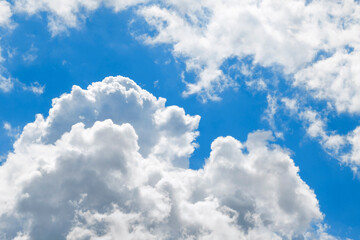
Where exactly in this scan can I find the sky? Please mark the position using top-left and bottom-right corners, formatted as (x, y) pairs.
(0, 0), (360, 239)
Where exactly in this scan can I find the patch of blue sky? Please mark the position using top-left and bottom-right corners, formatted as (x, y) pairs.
(311, 49), (335, 64)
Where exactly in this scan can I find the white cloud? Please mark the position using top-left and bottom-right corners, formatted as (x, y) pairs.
(0, 48), (44, 94)
(10, 0), (360, 113)
(263, 94), (278, 130)
(22, 45), (38, 63)
(0, 76), (331, 239)
(3, 122), (20, 138)
(282, 100), (360, 174)
(0, 0), (12, 27)
(246, 78), (267, 91)
(0, 48), (14, 93)
(13, 0), (148, 35)
(285, 104), (347, 155)
(295, 48), (360, 114)
(0, 77), (45, 94)
(138, 0), (360, 107)
(21, 81), (45, 94)
(281, 97), (298, 112)
(0, 0), (14, 92)
(343, 127), (360, 173)
(13, 76), (200, 167)
(0, 74), (13, 92)
(3, 122), (11, 131)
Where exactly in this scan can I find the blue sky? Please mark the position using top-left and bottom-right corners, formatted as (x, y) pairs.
(1, 1), (360, 239)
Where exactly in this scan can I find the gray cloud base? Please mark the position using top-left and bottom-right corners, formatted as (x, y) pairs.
(0, 76), (332, 239)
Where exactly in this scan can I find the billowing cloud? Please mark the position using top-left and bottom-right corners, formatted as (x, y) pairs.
(0, 76), (332, 239)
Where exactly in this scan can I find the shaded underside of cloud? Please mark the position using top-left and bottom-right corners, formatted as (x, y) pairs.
(0, 76), (332, 239)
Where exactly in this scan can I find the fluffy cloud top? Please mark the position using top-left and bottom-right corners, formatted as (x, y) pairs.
(0, 76), (329, 239)
(14, 76), (200, 168)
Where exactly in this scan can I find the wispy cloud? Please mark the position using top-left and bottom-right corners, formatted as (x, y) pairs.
(22, 45), (38, 63)
(3, 121), (20, 138)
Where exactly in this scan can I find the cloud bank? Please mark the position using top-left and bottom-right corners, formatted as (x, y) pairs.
(139, 0), (360, 105)
(0, 76), (332, 239)
(7, 0), (360, 116)
(10, 0), (360, 105)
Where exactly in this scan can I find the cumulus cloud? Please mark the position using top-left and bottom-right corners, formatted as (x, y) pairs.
(138, 0), (360, 106)
(0, 76), (331, 239)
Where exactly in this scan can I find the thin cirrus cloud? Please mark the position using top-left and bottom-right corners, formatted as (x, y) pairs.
(0, 76), (334, 239)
